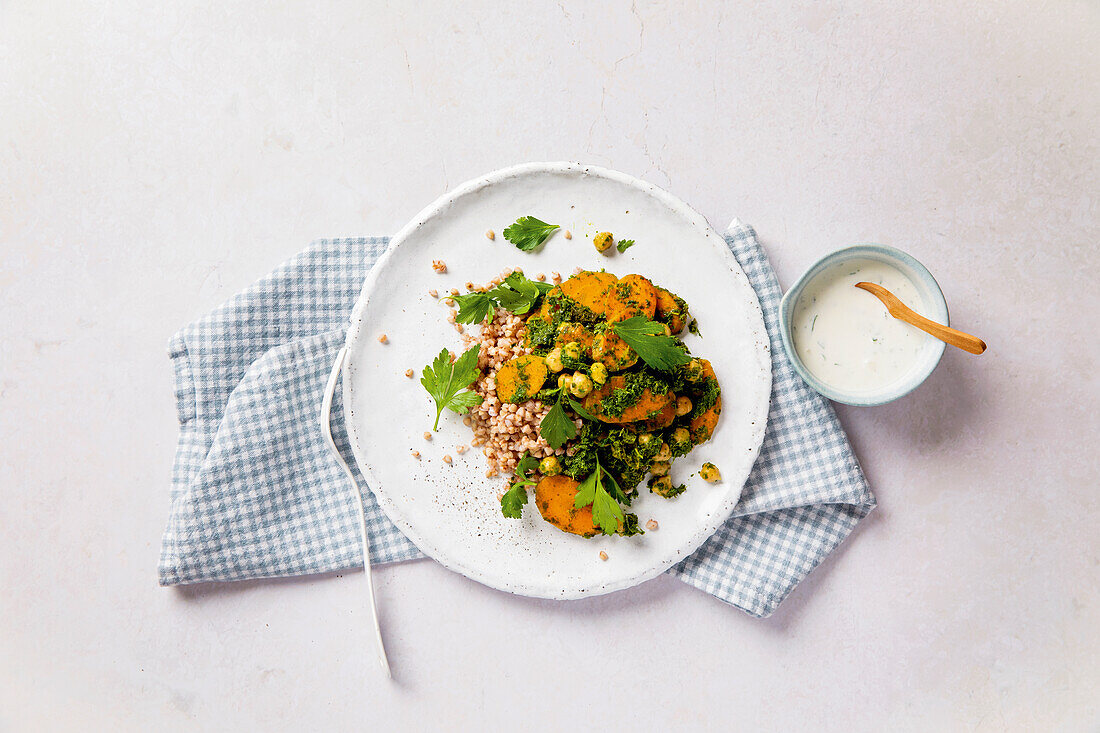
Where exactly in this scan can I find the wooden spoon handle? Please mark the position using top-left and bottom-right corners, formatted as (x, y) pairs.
(898, 308), (987, 355)
(855, 282), (987, 355)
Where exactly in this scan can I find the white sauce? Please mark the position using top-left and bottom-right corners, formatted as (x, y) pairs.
(791, 258), (932, 393)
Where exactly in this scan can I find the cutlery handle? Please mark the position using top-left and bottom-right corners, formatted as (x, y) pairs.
(900, 306), (987, 354)
(857, 281), (987, 355)
(321, 345), (393, 679)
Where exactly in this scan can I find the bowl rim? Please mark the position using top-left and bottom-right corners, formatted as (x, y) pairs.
(778, 244), (950, 406)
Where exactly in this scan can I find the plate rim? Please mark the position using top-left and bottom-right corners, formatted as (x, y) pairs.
(341, 161), (772, 599)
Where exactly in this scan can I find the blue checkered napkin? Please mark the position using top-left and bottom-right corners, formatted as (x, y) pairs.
(160, 222), (875, 617)
(161, 239), (421, 584)
(669, 221), (875, 616)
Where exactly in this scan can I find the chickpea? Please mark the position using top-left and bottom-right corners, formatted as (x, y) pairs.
(649, 460), (670, 476)
(669, 427), (692, 454)
(676, 395), (693, 416)
(570, 372), (593, 398)
(562, 341), (583, 360)
(589, 362), (608, 385)
(539, 456), (562, 476)
(593, 231), (614, 253)
(649, 475), (674, 497)
(545, 347), (564, 373)
(683, 358), (706, 382)
(700, 462), (722, 483)
(557, 374), (573, 391)
(655, 442), (672, 462)
(590, 335), (608, 363)
(637, 433), (657, 449)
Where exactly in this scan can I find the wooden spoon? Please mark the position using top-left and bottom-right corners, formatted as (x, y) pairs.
(855, 282), (987, 355)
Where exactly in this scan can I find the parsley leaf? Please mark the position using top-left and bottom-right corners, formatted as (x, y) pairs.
(600, 468), (628, 505)
(447, 390), (483, 413)
(488, 272), (549, 315)
(539, 388), (596, 449)
(565, 397), (597, 421)
(448, 273), (552, 326)
(539, 399), (577, 449)
(611, 316), (692, 371)
(573, 458), (625, 535)
(503, 216), (559, 252)
(500, 484), (529, 518)
(573, 469), (597, 507)
(515, 451), (540, 479)
(420, 345), (483, 430)
(450, 291), (495, 325)
(616, 239), (636, 253)
(501, 451), (539, 519)
(590, 482), (624, 535)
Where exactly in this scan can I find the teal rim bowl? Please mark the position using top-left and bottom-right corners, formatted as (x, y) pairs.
(778, 244), (950, 406)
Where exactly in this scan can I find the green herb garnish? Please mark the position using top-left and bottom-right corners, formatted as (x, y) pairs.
(611, 316), (692, 371)
(616, 239), (636, 253)
(619, 513), (644, 536)
(598, 372), (669, 418)
(573, 456), (626, 535)
(565, 397), (597, 420)
(538, 385), (597, 449)
(539, 398), (576, 449)
(515, 452), (540, 477)
(489, 272), (553, 315)
(449, 291), (495, 325)
(500, 452), (539, 518)
(500, 486), (528, 518)
(448, 273), (553, 325)
(420, 345), (483, 430)
(503, 216), (560, 252)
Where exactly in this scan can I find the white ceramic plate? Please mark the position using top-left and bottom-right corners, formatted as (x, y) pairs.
(343, 162), (771, 599)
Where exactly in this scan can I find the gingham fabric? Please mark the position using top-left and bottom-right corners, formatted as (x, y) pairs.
(160, 221), (875, 617)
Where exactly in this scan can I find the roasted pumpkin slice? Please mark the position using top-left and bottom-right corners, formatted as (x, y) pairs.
(555, 321), (595, 354)
(689, 399), (721, 444)
(558, 271), (617, 317)
(654, 286), (688, 334)
(535, 475), (599, 537)
(495, 355), (549, 404)
(635, 399), (677, 431)
(687, 359), (721, 444)
(607, 274), (657, 321)
(531, 295), (557, 324)
(583, 374), (676, 424)
(591, 329), (638, 372)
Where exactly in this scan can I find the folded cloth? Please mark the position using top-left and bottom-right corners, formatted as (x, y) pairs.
(160, 220), (875, 617)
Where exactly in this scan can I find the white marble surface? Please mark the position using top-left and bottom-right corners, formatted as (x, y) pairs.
(1, 1), (1097, 730)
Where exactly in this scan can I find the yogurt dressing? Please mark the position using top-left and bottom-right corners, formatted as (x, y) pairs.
(791, 258), (932, 393)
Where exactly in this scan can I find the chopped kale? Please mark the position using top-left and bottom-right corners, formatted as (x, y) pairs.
(548, 289), (601, 325)
(619, 513), (644, 536)
(598, 372), (671, 418)
(523, 317), (558, 352)
(689, 377), (721, 419)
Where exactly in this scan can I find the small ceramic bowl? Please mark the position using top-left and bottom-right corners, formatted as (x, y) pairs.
(778, 244), (950, 406)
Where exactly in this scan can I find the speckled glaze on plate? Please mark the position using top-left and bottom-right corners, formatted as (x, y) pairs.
(342, 162), (771, 599)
